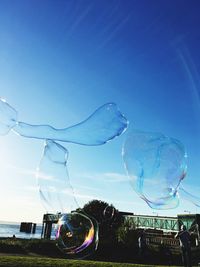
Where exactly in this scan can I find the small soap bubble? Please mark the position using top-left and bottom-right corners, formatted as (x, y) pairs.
(103, 205), (115, 221)
(56, 211), (99, 258)
(122, 129), (187, 209)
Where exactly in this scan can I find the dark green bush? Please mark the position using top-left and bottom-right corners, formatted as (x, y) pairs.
(0, 239), (26, 254)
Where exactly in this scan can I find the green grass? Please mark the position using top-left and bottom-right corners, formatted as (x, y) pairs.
(0, 255), (164, 267)
(0, 239), (199, 266)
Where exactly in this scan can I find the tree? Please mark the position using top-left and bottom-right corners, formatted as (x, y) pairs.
(81, 199), (124, 241)
(116, 218), (138, 247)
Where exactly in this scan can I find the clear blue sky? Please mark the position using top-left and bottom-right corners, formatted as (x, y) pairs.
(1, 0), (200, 223)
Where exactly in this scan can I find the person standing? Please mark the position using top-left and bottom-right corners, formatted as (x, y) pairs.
(138, 229), (147, 259)
(175, 225), (192, 267)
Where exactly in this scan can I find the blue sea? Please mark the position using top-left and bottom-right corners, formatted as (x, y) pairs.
(0, 222), (57, 239)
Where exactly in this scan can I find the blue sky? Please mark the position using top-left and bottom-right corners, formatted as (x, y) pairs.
(1, 0), (200, 223)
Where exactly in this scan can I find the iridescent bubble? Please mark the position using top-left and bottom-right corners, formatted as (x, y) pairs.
(122, 129), (187, 209)
(0, 98), (17, 135)
(56, 211), (99, 258)
(37, 140), (79, 213)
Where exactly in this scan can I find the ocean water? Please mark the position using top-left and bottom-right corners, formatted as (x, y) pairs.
(0, 223), (57, 239)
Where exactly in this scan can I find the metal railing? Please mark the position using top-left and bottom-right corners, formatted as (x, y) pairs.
(125, 214), (179, 232)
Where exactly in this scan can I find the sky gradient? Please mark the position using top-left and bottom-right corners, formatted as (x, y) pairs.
(1, 0), (200, 223)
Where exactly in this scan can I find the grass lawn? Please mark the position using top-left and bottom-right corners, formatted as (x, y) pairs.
(0, 255), (178, 267)
(0, 239), (199, 266)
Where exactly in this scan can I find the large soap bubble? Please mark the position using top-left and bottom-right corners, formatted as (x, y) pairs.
(179, 186), (200, 208)
(37, 140), (100, 258)
(122, 129), (187, 209)
(37, 140), (79, 213)
(0, 99), (128, 146)
(37, 140), (99, 258)
(0, 98), (128, 258)
(13, 102), (127, 145)
(56, 211), (99, 258)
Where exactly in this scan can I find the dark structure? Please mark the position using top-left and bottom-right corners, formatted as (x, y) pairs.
(20, 222), (37, 234)
(123, 213), (200, 252)
(125, 214), (179, 232)
(41, 212), (200, 242)
(41, 213), (61, 239)
(125, 213), (200, 233)
(177, 213), (200, 231)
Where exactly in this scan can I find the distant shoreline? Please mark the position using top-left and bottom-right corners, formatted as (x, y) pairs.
(0, 221), (20, 225)
(0, 221), (42, 226)
(0, 223), (44, 240)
